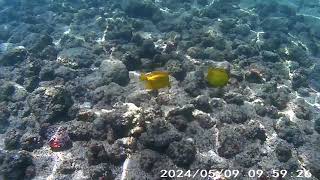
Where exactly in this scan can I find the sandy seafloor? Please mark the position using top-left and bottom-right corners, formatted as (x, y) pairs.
(0, 0), (320, 179)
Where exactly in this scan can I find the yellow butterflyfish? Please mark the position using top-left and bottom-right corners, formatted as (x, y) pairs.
(206, 67), (229, 87)
(140, 71), (170, 90)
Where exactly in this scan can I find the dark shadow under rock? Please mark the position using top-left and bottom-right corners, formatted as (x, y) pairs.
(139, 119), (182, 152)
(139, 149), (161, 172)
(166, 139), (196, 167)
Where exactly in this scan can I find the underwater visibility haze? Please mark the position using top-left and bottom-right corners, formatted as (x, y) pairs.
(0, 0), (320, 179)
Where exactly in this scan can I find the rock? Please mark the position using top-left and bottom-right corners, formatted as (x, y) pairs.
(261, 17), (289, 32)
(122, 0), (162, 21)
(139, 149), (161, 172)
(28, 86), (74, 123)
(165, 59), (186, 81)
(275, 117), (304, 147)
(294, 99), (312, 120)
(269, 87), (290, 110)
(203, 47), (225, 60)
(235, 145), (261, 168)
(126, 91), (151, 106)
(0, 42), (15, 55)
(245, 69), (263, 83)
(0, 46), (27, 66)
(68, 121), (93, 141)
(255, 103), (267, 117)
(302, 146), (320, 179)
(88, 163), (113, 179)
(8, 23), (32, 43)
(266, 106), (280, 119)
(218, 104), (248, 124)
(183, 70), (206, 97)
(219, 18), (236, 33)
(309, 63), (320, 91)
(166, 139), (196, 167)
(315, 118), (320, 134)
(0, 24), (11, 41)
(191, 95), (212, 113)
(57, 159), (75, 174)
(4, 129), (22, 150)
(261, 50), (280, 62)
(261, 35), (282, 51)
(224, 92), (245, 105)
(0, 82), (15, 102)
(208, 88), (225, 98)
(59, 34), (84, 48)
(201, 6), (219, 18)
(54, 65), (76, 81)
(40, 45), (58, 60)
(139, 119), (182, 151)
(218, 125), (245, 158)
(209, 98), (224, 109)
(245, 121), (267, 143)
(20, 131), (43, 152)
(194, 113), (216, 129)
(24, 76), (40, 93)
(0, 151), (34, 180)
(167, 104), (195, 120)
(140, 57), (154, 70)
(39, 67), (55, 81)
(76, 109), (95, 122)
(276, 142), (292, 162)
(288, 46), (312, 67)
(86, 143), (108, 165)
(140, 39), (157, 58)
(292, 68), (309, 90)
(57, 47), (94, 68)
(235, 44), (257, 57)
(201, 35), (226, 50)
(121, 52), (142, 71)
(100, 60), (129, 86)
(166, 115), (188, 131)
(91, 83), (125, 105)
(297, 88), (310, 97)
(21, 33), (52, 53)
(105, 24), (133, 41)
(0, 103), (10, 133)
(278, 3), (297, 17)
(104, 109), (131, 138)
(187, 47), (208, 59)
(233, 24), (251, 36)
(107, 140), (127, 165)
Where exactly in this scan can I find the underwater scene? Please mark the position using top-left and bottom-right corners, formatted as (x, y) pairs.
(0, 0), (320, 179)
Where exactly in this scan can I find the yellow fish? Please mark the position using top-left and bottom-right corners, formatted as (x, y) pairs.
(206, 67), (229, 87)
(140, 71), (170, 90)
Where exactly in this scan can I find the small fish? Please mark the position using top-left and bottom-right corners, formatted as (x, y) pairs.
(140, 71), (170, 90)
(206, 67), (229, 87)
